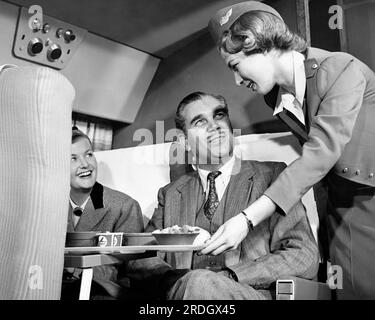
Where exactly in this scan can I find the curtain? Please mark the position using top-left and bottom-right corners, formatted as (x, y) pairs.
(72, 119), (113, 151)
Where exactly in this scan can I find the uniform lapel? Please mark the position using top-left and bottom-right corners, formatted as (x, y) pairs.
(67, 203), (75, 232)
(74, 198), (108, 231)
(74, 183), (108, 231)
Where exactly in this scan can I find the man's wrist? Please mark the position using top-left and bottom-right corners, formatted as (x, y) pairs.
(241, 211), (254, 231)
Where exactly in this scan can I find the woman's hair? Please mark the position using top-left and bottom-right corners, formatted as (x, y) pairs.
(72, 126), (92, 146)
(221, 11), (307, 55)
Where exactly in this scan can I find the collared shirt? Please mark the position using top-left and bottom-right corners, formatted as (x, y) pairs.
(197, 155), (236, 201)
(273, 51), (306, 125)
(69, 196), (90, 228)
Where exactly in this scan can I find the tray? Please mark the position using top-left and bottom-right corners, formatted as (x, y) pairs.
(64, 244), (205, 254)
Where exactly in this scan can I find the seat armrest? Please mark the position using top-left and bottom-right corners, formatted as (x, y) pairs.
(276, 276), (332, 300)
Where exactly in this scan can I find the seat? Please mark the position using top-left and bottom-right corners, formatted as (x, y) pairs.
(0, 65), (75, 299)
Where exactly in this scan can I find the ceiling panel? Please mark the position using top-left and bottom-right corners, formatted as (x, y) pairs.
(6, 0), (249, 57)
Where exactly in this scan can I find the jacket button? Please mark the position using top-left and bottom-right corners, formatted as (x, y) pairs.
(312, 63), (318, 69)
(342, 168), (349, 173)
(369, 173), (374, 179)
(355, 169), (360, 175)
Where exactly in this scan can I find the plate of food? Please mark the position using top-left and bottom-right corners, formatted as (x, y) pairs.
(152, 225), (211, 246)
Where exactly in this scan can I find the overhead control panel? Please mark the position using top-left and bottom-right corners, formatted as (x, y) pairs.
(13, 6), (87, 69)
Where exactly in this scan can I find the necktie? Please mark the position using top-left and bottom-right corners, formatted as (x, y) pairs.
(203, 171), (222, 221)
(265, 85), (308, 144)
(73, 208), (83, 217)
(277, 108), (308, 144)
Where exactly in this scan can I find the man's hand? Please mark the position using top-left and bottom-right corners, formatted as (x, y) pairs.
(199, 213), (249, 255)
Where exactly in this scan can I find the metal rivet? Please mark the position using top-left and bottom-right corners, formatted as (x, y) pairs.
(355, 169), (360, 176)
(369, 173), (374, 179)
(312, 63), (318, 69)
(342, 168), (349, 173)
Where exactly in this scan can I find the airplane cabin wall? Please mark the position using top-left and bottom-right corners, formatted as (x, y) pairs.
(0, 0), (160, 124)
(342, 0), (375, 71)
(113, 0), (310, 148)
(2, 0), (359, 150)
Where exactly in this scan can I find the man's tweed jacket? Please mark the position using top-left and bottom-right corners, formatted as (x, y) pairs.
(148, 159), (319, 288)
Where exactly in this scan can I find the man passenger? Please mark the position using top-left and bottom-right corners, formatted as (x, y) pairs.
(147, 92), (319, 299)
